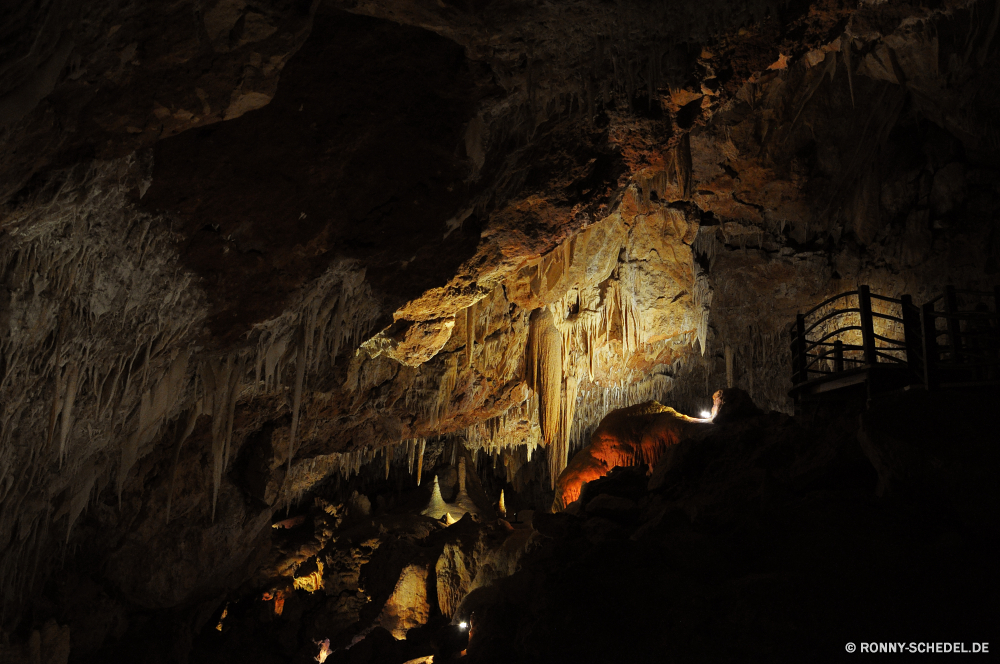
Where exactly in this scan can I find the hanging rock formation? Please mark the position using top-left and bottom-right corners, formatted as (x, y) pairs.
(0, 0), (997, 658)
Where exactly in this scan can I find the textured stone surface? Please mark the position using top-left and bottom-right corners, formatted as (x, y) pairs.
(0, 0), (997, 657)
(457, 391), (997, 664)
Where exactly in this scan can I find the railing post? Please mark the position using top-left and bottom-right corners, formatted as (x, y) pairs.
(834, 339), (844, 373)
(945, 285), (962, 365)
(858, 285), (878, 366)
(921, 301), (939, 391)
(794, 313), (806, 384)
(901, 294), (921, 381)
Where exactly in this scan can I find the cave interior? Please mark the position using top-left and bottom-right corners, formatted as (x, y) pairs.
(0, 0), (998, 662)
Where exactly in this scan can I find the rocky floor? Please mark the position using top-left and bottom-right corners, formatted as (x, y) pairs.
(461, 389), (999, 663)
(28, 386), (989, 664)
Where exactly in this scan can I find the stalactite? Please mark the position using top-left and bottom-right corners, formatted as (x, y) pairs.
(57, 362), (80, 466)
(286, 327), (308, 486)
(526, 308), (563, 487)
(561, 375), (579, 478)
(46, 362), (64, 455)
(165, 404), (202, 524)
(693, 263), (713, 355)
(465, 302), (475, 368)
(417, 438), (426, 485)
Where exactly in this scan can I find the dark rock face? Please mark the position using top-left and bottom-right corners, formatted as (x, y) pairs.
(142, 7), (488, 344)
(712, 387), (762, 423)
(459, 392), (997, 664)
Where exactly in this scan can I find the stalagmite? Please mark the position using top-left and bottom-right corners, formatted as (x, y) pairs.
(421, 476), (449, 519)
(451, 456), (477, 517)
(498, 489), (507, 518)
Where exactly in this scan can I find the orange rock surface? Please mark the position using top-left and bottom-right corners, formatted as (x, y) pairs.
(553, 401), (709, 511)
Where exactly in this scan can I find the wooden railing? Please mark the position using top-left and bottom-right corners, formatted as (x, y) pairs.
(790, 285), (922, 385)
(921, 286), (1000, 390)
(789, 285), (1000, 394)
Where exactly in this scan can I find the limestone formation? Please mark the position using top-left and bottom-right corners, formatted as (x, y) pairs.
(0, 0), (996, 659)
(422, 458), (480, 521)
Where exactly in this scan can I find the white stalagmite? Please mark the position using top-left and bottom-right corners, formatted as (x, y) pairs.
(421, 476), (449, 519)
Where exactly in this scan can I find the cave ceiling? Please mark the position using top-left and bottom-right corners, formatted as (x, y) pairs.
(0, 0), (998, 628)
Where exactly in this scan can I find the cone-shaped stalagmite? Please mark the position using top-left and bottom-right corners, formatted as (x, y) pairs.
(422, 476), (449, 519)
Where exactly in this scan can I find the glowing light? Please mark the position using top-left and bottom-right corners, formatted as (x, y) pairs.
(458, 621), (468, 630)
(700, 410), (711, 419)
(315, 638), (331, 662)
(215, 604), (228, 631)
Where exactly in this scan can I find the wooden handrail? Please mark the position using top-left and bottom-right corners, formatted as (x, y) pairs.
(790, 283), (998, 393)
(802, 308), (861, 337)
(802, 340), (865, 349)
(872, 332), (906, 346)
(874, 352), (906, 364)
(871, 312), (905, 324)
(802, 290), (859, 319)
(807, 326), (864, 348)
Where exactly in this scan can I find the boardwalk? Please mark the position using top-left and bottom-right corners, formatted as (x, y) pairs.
(789, 285), (1000, 406)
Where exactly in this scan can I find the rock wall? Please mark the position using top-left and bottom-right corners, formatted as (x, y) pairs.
(0, 0), (997, 653)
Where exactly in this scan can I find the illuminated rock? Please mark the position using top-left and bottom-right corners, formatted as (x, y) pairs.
(554, 388), (761, 510)
(422, 457), (481, 520)
(376, 562), (433, 640)
(553, 401), (710, 511)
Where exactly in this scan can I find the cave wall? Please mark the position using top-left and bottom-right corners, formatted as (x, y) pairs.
(0, 0), (997, 652)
